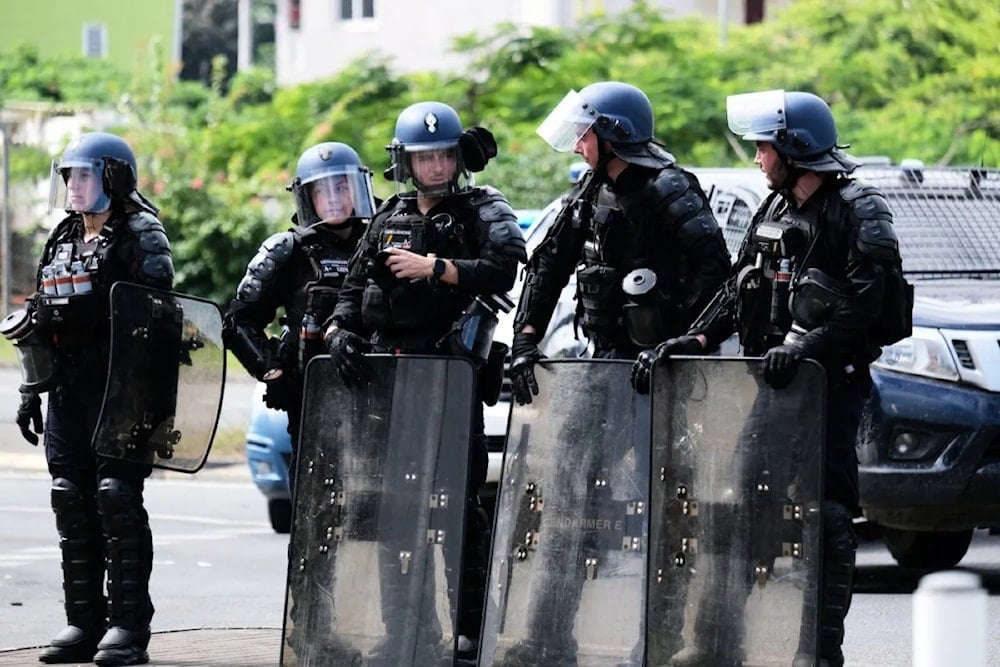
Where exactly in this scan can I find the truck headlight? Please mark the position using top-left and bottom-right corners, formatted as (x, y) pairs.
(872, 327), (959, 381)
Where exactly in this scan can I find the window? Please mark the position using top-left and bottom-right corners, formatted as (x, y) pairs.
(81, 23), (108, 58)
(340, 0), (374, 20)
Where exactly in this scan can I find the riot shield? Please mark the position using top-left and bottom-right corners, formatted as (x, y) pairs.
(481, 360), (651, 667)
(93, 282), (225, 473)
(281, 354), (476, 667)
(646, 357), (825, 667)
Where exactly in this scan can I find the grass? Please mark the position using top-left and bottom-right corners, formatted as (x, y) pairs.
(0, 337), (16, 367)
(211, 425), (248, 463)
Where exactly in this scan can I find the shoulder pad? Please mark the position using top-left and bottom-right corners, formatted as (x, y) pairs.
(840, 180), (893, 220)
(644, 167), (692, 202)
(235, 231), (295, 303)
(841, 180), (898, 260)
(261, 230), (296, 261)
(127, 211), (166, 234)
(472, 191), (518, 225)
(141, 254), (175, 284)
(467, 185), (509, 207)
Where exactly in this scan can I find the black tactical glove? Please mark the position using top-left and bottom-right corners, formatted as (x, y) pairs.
(16, 390), (43, 446)
(629, 335), (705, 394)
(509, 331), (545, 405)
(762, 344), (804, 390)
(262, 372), (299, 412)
(325, 326), (372, 387)
(459, 127), (498, 172)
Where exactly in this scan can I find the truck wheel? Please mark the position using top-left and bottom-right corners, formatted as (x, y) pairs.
(269, 498), (293, 534)
(882, 527), (973, 569)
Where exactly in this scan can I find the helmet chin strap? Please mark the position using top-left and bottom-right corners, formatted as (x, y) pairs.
(594, 143), (614, 182)
(777, 151), (807, 195)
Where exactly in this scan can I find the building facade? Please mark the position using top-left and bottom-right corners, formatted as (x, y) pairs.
(274, 0), (788, 85)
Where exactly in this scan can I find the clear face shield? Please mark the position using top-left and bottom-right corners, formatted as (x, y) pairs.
(48, 159), (111, 214)
(726, 89), (788, 140)
(536, 90), (599, 152)
(391, 142), (471, 198)
(295, 166), (377, 227)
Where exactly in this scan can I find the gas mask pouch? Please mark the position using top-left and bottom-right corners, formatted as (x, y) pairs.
(789, 268), (853, 332)
(621, 268), (668, 348)
(2, 307), (59, 392)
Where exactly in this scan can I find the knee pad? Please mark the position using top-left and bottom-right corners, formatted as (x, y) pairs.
(97, 478), (147, 535)
(51, 477), (98, 538)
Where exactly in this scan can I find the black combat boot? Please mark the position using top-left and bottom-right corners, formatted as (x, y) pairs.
(39, 478), (107, 664)
(93, 478), (153, 666)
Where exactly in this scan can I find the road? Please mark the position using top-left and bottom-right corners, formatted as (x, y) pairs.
(1, 473), (999, 664)
(2, 367), (1000, 664)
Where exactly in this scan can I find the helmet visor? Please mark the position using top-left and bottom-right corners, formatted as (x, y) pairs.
(48, 159), (111, 214)
(726, 89), (788, 138)
(536, 90), (599, 152)
(392, 145), (472, 199)
(296, 165), (376, 225)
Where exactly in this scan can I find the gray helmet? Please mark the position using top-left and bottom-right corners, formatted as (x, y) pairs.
(386, 101), (471, 197)
(727, 90), (861, 173)
(49, 132), (140, 214)
(288, 142), (376, 227)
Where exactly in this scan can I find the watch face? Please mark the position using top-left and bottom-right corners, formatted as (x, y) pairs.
(434, 258), (446, 277)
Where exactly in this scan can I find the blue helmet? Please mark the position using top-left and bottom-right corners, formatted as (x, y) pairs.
(289, 142), (376, 227)
(727, 90), (861, 173)
(49, 132), (139, 214)
(386, 101), (472, 197)
(579, 81), (654, 146)
(537, 81), (675, 168)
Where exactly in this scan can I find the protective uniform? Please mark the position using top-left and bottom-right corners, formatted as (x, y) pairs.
(223, 142), (375, 462)
(511, 81), (730, 402)
(25, 132), (173, 666)
(327, 101), (525, 664)
(497, 81), (729, 667)
(650, 90), (902, 667)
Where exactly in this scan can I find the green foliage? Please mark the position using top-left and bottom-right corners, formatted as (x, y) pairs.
(7, 144), (51, 182)
(3, 0), (997, 303)
(0, 44), (131, 103)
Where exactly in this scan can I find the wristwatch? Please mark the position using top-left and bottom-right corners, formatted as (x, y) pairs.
(431, 258), (446, 284)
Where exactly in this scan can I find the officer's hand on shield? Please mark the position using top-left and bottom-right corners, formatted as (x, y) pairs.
(324, 325), (372, 387)
(261, 368), (298, 411)
(762, 343), (803, 390)
(509, 330), (545, 405)
(16, 389), (43, 446)
(630, 335), (704, 394)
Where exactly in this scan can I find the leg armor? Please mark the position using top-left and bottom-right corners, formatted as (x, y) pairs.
(94, 478), (154, 666)
(817, 500), (857, 667)
(39, 478), (106, 664)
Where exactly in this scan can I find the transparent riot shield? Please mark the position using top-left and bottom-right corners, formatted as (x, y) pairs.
(93, 282), (225, 473)
(481, 360), (650, 667)
(281, 354), (476, 667)
(647, 357), (825, 667)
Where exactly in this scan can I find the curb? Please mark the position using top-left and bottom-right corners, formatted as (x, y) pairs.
(0, 450), (250, 482)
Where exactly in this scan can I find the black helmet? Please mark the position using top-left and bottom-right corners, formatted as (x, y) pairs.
(537, 81), (674, 168)
(727, 90), (861, 173)
(49, 132), (140, 214)
(386, 101), (472, 198)
(288, 142), (376, 227)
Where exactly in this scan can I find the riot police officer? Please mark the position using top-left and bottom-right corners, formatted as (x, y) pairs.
(633, 90), (906, 666)
(509, 80), (730, 403)
(496, 80), (730, 667)
(12, 132), (173, 665)
(223, 141), (376, 468)
(325, 101), (526, 664)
